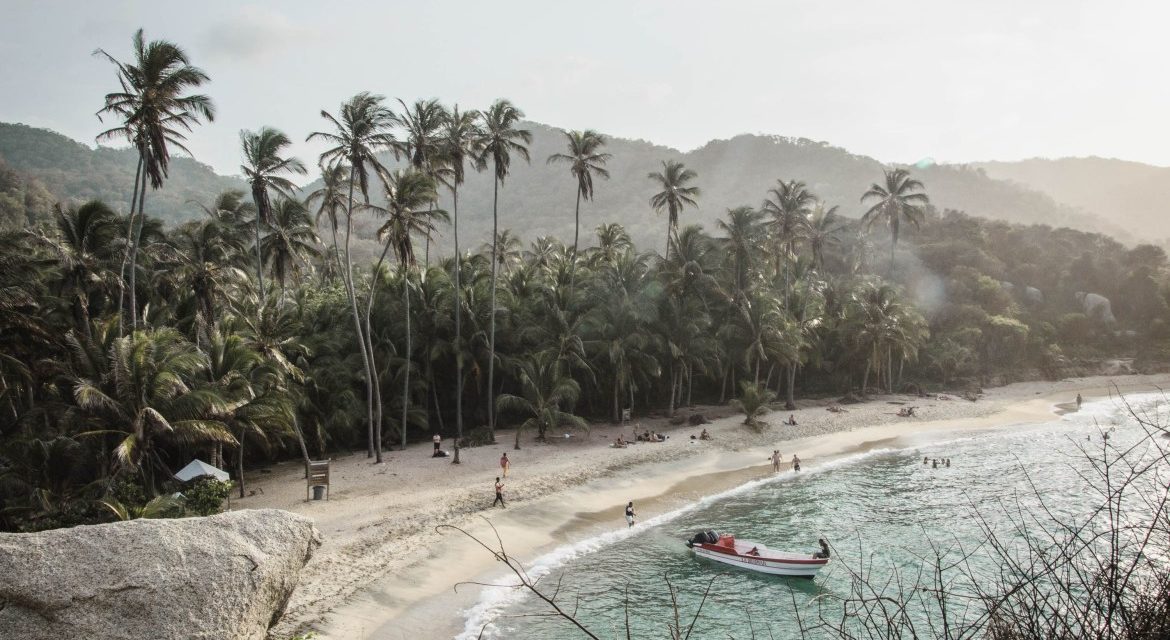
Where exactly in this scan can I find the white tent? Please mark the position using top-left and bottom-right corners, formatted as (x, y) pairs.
(174, 459), (230, 482)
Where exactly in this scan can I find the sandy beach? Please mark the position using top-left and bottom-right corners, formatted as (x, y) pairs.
(248, 374), (1170, 639)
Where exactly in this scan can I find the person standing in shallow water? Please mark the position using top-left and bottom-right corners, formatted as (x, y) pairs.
(625, 501), (636, 527)
(500, 452), (510, 478)
(1076, 393), (1083, 410)
(771, 450), (783, 472)
(792, 454), (801, 471)
(493, 477), (505, 507)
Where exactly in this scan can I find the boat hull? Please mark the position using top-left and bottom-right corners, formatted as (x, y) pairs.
(690, 544), (827, 577)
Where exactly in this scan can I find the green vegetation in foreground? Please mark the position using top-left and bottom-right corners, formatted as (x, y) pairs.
(2, 29), (1170, 535)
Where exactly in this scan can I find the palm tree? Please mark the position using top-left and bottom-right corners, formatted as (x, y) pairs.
(593, 223), (633, 267)
(716, 206), (765, 300)
(72, 327), (233, 495)
(547, 130), (611, 279)
(307, 92), (397, 461)
(648, 160), (700, 260)
(95, 29), (215, 333)
(806, 202), (843, 271)
(861, 168), (930, 274)
(305, 163), (351, 284)
(169, 214), (246, 344)
(496, 352), (588, 449)
(240, 127), (306, 302)
(732, 381), (776, 430)
(394, 99), (448, 266)
(761, 179), (815, 299)
(32, 201), (122, 335)
(260, 198), (320, 303)
(437, 105), (482, 463)
(371, 169), (448, 450)
(477, 99), (531, 438)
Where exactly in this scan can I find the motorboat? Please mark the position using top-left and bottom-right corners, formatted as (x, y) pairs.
(685, 530), (828, 578)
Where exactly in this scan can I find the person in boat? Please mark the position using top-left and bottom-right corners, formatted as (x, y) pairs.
(771, 450), (782, 472)
(792, 454), (801, 472)
(812, 538), (830, 559)
(625, 501), (636, 527)
(747, 546), (761, 556)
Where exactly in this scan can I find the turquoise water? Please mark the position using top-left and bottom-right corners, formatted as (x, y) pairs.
(460, 394), (1166, 639)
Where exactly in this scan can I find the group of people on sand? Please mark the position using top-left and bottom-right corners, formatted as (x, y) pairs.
(897, 406), (918, 417)
(770, 450), (801, 472)
(638, 430), (667, 442)
(923, 456), (951, 468)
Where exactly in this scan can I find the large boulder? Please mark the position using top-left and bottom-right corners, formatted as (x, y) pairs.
(0, 509), (320, 640)
(1075, 291), (1117, 323)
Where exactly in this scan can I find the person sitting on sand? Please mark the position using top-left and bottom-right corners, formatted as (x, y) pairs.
(813, 538), (830, 559)
(432, 433), (442, 457)
(792, 454), (801, 472)
(785, 414), (798, 426)
(615, 434), (627, 448)
(700, 428), (711, 440)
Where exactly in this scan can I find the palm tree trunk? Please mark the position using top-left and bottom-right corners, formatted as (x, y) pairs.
(364, 239), (396, 453)
(118, 154), (143, 338)
(255, 209), (266, 302)
(452, 186), (463, 464)
(668, 366), (677, 416)
(236, 433), (246, 499)
(720, 364), (729, 404)
(570, 189), (581, 290)
(613, 376), (620, 423)
(890, 221), (898, 275)
(291, 415), (311, 478)
(128, 169), (148, 330)
(487, 172), (500, 438)
(785, 363), (797, 410)
(402, 270), (411, 451)
(342, 170), (377, 460)
(687, 363), (694, 407)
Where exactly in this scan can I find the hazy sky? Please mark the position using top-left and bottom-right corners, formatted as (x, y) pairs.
(2, 0), (1168, 177)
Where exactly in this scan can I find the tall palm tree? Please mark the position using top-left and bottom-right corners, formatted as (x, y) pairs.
(33, 201), (122, 335)
(861, 168), (930, 274)
(307, 92), (397, 461)
(371, 169), (448, 450)
(437, 105), (482, 463)
(593, 223), (632, 267)
(547, 130), (611, 279)
(95, 29), (215, 333)
(477, 99), (531, 438)
(394, 99), (448, 266)
(716, 206), (765, 300)
(648, 160), (700, 261)
(240, 127), (306, 302)
(761, 179), (815, 299)
(260, 198), (320, 303)
(806, 202), (843, 271)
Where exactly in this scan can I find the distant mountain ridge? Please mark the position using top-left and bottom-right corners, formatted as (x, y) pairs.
(0, 120), (1150, 253)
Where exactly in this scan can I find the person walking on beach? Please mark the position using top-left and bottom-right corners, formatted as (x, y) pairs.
(500, 452), (510, 477)
(792, 454), (801, 472)
(493, 477), (505, 508)
(1076, 393), (1083, 410)
(433, 433), (441, 456)
(625, 501), (636, 527)
(771, 450), (783, 472)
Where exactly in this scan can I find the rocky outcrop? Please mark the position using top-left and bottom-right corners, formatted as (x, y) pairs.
(1076, 291), (1117, 323)
(0, 509), (320, 640)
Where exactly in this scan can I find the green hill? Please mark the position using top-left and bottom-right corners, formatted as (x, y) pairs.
(0, 122), (245, 226)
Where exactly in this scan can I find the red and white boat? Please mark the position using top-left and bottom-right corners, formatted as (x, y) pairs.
(686, 531), (829, 578)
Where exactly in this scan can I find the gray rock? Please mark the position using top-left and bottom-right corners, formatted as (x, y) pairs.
(0, 509), (320, 640)
(1024, 286), (1044, 305)
(1075, 291), (1117, 323)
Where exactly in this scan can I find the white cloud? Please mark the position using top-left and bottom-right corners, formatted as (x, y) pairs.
(199, 5), (313, 62)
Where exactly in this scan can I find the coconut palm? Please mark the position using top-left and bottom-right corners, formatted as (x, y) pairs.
(861, 168), (930, 274)
(95, 29), (215, 333)
(437, 105), (482, 463)
(732, 381), (776, 430)
(307, 92), (397, 461)
(547, 130), (611, 277)
(648, 160), (700, 260)
(496, 352), (588, 449)
(72, 327), (233, 495)
(593, 223), (633, 267)
(371, 169), (448, 450)
(240, 127), (306, 302)
(477, 99), (531, 437)
(807, 202), (843, 271)
(716, 206), (766, 300)
(761, 179), (815, 298)
(169, 216), (246, 344)
(305, 163), (351, 283)
(32, 201), (123, 335)
(260, 198), (319, 303)
(394, 99), (448, 266)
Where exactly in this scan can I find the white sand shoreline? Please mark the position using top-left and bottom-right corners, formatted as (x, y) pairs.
(247, 374), (1170, 639)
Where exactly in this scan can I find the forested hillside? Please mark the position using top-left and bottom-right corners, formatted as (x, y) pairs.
(976, 157), (1170, 244)
(0, 122), (245, 226)
(1, 121), (1131, 252)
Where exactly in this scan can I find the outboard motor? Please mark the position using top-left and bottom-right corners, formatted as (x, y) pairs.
(686, 530), (720, 547)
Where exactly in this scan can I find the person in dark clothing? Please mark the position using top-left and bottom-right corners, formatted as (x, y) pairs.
(493, 477), (505, 508)
(813, 538), (831, 559)
(625, 501), (636, 527)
